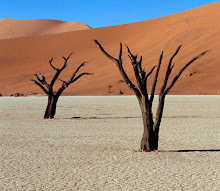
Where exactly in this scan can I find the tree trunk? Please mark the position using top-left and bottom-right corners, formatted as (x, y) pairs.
(44, 95), (58, 119)
(153, 95), (165, 150)
(139, 99), (157, 151)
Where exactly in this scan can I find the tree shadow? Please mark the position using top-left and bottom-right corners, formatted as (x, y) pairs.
(67, 115), (206, 120)
(66, 115), (216, 120)
(66, 116), (141, 120)
(160, 149), (220, 152)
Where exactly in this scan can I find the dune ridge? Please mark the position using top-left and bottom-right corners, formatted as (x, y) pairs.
(0, 2), (219, 96)
(0, 18), (91, 39)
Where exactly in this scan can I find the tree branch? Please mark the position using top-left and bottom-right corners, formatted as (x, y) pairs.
(144, 66), (157, 82)
(125, 44), (137, 61)
(63, 52), (73, 62)
(56, 72), (93, 97)
(160, 45), (182, 95)
(70, 72), (93, 84)
(50, 53), (73, 92)
(60, 52), (73, 70)
(31, 80), (49, 95)
(150, 51), (163, 102)
(119, 42), (122, 61)
(125, 45), (145, 95)
(94, 40), (118, 64)
(34, 73), (50, 90)
(70, 61), (88, 81)
(59, 79), (68, 86)
(49, 58), (58, 71)
(164, 50), (211, 95)
(94, 39), (141, 98)
(138, 56), (144, 78)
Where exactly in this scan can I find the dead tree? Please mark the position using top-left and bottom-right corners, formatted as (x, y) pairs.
(95, 40), (210, 151)
(119, 89), (124, 95)
(108, 85), (112, 93)
(31, 53), (93, 119)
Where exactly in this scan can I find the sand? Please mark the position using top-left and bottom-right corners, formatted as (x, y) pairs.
(0, 2), (220, 96)
(0, 95), (219, 190)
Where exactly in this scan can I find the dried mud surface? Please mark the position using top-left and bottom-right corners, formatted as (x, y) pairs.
(0, 96), (219, 190)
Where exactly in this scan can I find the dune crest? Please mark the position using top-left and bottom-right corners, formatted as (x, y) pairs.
(0, 18), (91, 39)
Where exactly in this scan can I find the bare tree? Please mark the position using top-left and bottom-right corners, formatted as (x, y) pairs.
(95, 40), (210, 151)
(119, 89), (124, 95)
(31, 53), (93, 119)
(108, 85), (112, 93)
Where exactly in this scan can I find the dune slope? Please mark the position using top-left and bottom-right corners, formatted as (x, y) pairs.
(0, 2), (219, 96)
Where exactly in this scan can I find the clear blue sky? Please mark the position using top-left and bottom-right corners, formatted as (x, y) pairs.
(0, 0), (218, 28)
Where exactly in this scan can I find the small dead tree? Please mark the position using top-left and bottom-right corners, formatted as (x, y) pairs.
(95, 40), (210, 151)
(31, 53), (93, 119)
(119, 89), (124, 95)
(108, 85), (112, 93)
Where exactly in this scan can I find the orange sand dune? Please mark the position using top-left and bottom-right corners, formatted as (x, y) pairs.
(0, 18), (91, 39)
(0, 2), (219, 96)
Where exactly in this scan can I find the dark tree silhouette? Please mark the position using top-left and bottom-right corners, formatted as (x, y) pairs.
(108, 85), (112, 93)
(95, 40), (210, 151)
(31, 53), (93, 119)
(119, 89), (124, 95)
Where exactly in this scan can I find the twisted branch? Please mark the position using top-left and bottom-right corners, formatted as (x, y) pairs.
(94, 40), (141, 98)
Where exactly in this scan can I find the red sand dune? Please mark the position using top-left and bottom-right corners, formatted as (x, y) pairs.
(0, 2), (219, 96)
(0, 18), (91, 39)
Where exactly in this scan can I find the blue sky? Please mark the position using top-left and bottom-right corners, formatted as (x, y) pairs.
(0, 0), (218, 28)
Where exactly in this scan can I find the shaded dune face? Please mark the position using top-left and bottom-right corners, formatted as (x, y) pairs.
(0, 19), (91, 39)
(0, 2), (219, 96)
